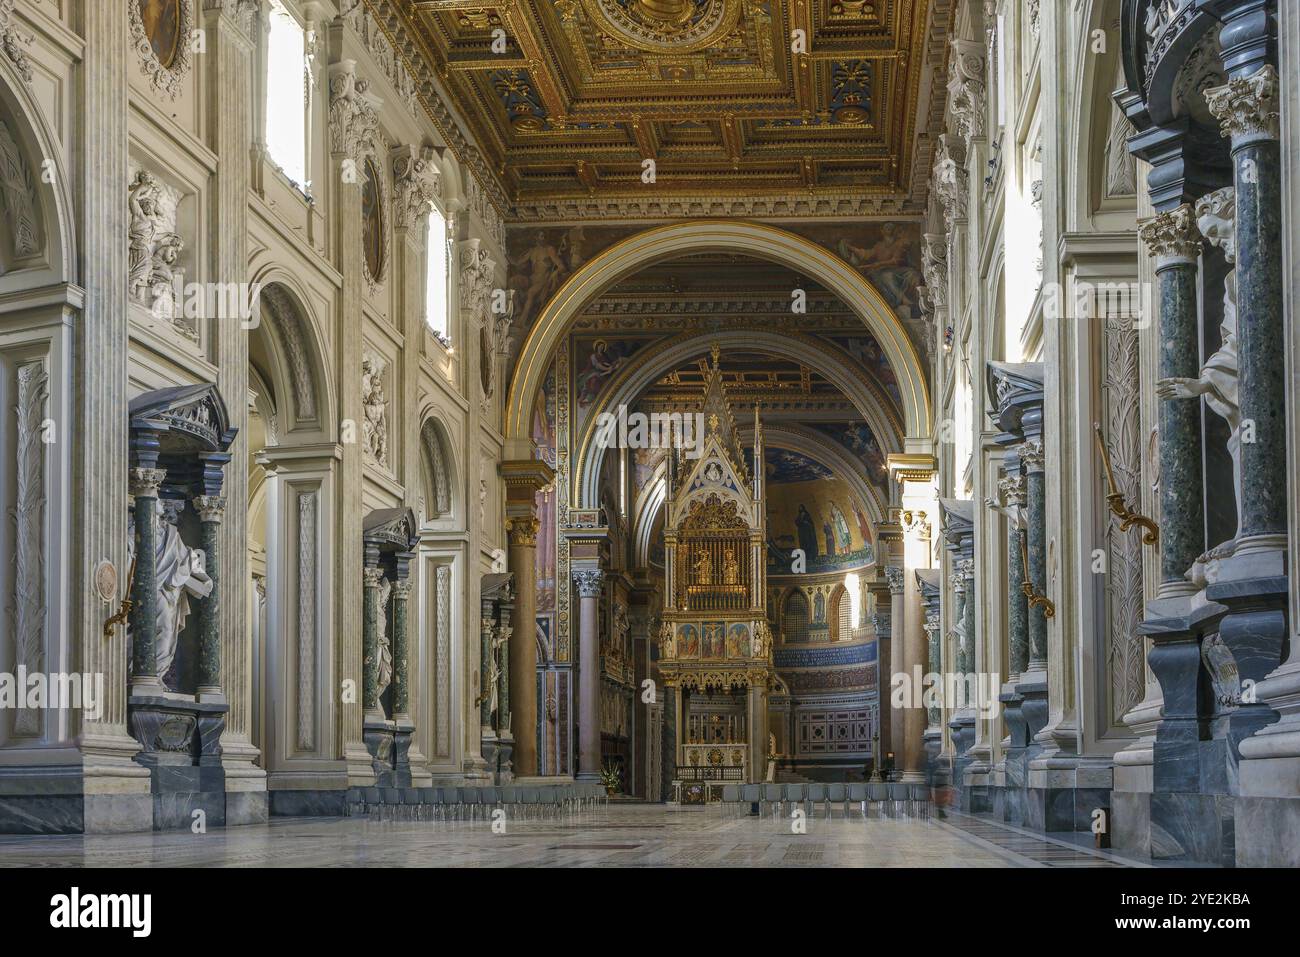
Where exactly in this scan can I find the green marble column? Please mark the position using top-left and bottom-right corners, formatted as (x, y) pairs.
(1002, 470), (1029, 678)
(480, 611), (494, 731)
(1021, 441), (1049, 668)
(498, 623), (512, 734)
(128, 467), (167, 692)
(1205, 66), (1286, 543)
(193, 495), (227, 700)
(392, 580), (411, 719)
(362, 565), (384, 719)
(1141, 206), (1205, 590)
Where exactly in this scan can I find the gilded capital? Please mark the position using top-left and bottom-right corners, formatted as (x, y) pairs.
(505, 515), (540, 547)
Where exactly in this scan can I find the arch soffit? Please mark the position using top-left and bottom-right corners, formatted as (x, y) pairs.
(575, 329), (903, 509)
(504, 221), (930, 450)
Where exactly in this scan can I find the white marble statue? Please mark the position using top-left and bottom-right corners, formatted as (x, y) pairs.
(128, 169), (184, 319)
(127, 500), (213, 685)
(374, 576), (393, 702)
(1156, 186), (1240, 579)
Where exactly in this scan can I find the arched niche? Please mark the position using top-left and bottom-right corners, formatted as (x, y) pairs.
(248, 276), (331, 435)
(418, 415), (459, 526)
(0, 56), (75, 290)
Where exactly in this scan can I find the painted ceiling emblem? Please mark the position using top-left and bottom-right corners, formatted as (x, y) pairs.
(581, 0), (742, 54)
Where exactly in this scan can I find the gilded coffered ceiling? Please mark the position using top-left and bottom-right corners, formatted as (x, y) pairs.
(391, 0), (938, 213)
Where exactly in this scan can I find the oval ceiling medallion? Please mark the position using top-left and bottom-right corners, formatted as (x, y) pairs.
(580, 0), (743, 55)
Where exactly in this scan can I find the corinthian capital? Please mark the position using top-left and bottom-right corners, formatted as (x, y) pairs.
(327, 61), (381, 165)
(459, 238), (497, 322)
(884, 565), (905, 595)
(1204, 65), (1281, 143)
(505, 515), (540, 547)
(392, 145), (441, 232)
(573, 568), (604, 598)
(1139, 205), (1202, 264)
(947, 38), (987, 148)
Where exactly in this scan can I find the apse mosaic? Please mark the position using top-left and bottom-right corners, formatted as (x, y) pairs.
(763, 446), (873, 574)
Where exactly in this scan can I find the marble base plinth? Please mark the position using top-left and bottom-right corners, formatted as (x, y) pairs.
(482, 734), (515, 784)
(363, 718), (413, 788)
(1110, 790), (1235, 865)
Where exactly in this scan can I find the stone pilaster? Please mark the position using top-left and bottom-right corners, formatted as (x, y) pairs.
(201, 0), (258, 790)
(885, 564), (906, 772)
(328, 58), (382, 780)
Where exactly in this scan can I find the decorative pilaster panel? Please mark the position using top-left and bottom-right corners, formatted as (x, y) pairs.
(434, 564), (452, 760)
(296, 490), (317, 751)
(10, 361), (48, 737)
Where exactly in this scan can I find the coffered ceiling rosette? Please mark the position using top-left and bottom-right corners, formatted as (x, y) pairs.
(390, 0), (936, 213)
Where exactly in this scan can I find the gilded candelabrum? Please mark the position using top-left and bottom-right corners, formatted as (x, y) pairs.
(1019, 531), (1055, 620)
(1093, 423), (1159, 546)
(102, 557), (136, 640)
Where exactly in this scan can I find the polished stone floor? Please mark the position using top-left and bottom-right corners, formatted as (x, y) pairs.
(0, 804), (1145, 868)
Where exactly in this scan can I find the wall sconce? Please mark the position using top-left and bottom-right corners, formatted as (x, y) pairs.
(1019, 530), (1055, 619)
(1093, 423), (1158, 545)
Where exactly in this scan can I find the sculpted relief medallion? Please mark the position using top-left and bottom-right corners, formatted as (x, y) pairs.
(579, 0), (742, 55)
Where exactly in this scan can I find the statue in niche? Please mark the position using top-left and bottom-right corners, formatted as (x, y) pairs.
(752, 620), (772, 659)
(360, 355), (389, 466)
(1156, 187), (1240, 582)
(373, 576), (393, 705)
(486, 625), (508, 727)
(127, 499), (213, 687)
(693, 549), (712, 585)
(127, 169), (184, 320)
(721, 546), (739, 585)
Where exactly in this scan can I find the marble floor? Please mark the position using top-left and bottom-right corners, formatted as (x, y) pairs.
(0, 804), (1146, 867)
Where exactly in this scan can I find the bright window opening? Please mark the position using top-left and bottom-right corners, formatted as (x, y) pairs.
(426, 208), (450, 341)
(265, 0), (309, 192)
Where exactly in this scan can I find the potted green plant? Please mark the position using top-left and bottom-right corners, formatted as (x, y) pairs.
(599, 763), (621, 796)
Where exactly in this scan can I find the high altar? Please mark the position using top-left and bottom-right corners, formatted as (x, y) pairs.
(657, 346), (775, 803)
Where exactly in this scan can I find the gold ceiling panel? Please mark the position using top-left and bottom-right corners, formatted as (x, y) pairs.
(391, 0), (931, 205)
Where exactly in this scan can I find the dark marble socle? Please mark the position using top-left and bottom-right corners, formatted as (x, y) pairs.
(268, 789), (349, 817)
(1149, 792), (1234, 866)
(1111, 791), (1152, 860)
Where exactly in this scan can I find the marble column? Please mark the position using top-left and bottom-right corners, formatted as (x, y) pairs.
(193, 494), (227, 701)
(1203, 60), (1290, 758)
(999, 466), (1030, 764)
(127, 464), (167, 696)
(1137, 206), (1210, 796)
(871, 605), (892, 758)
(497, 622), (512, 735)
(1139, 206), (1206, 593)
(1203, 77), (1286, 545)
(747, 681), (769, 783)
(885, 566), (906, 771)
(391, 553), (414, 722)
(361, 560), (385, 724)
(479, 609), (495, 734)
(574, 567), (604, 781)
(916, 572), (943, 781)
(1018, 437), (1051, 752)
(505, 515), (541, 776)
